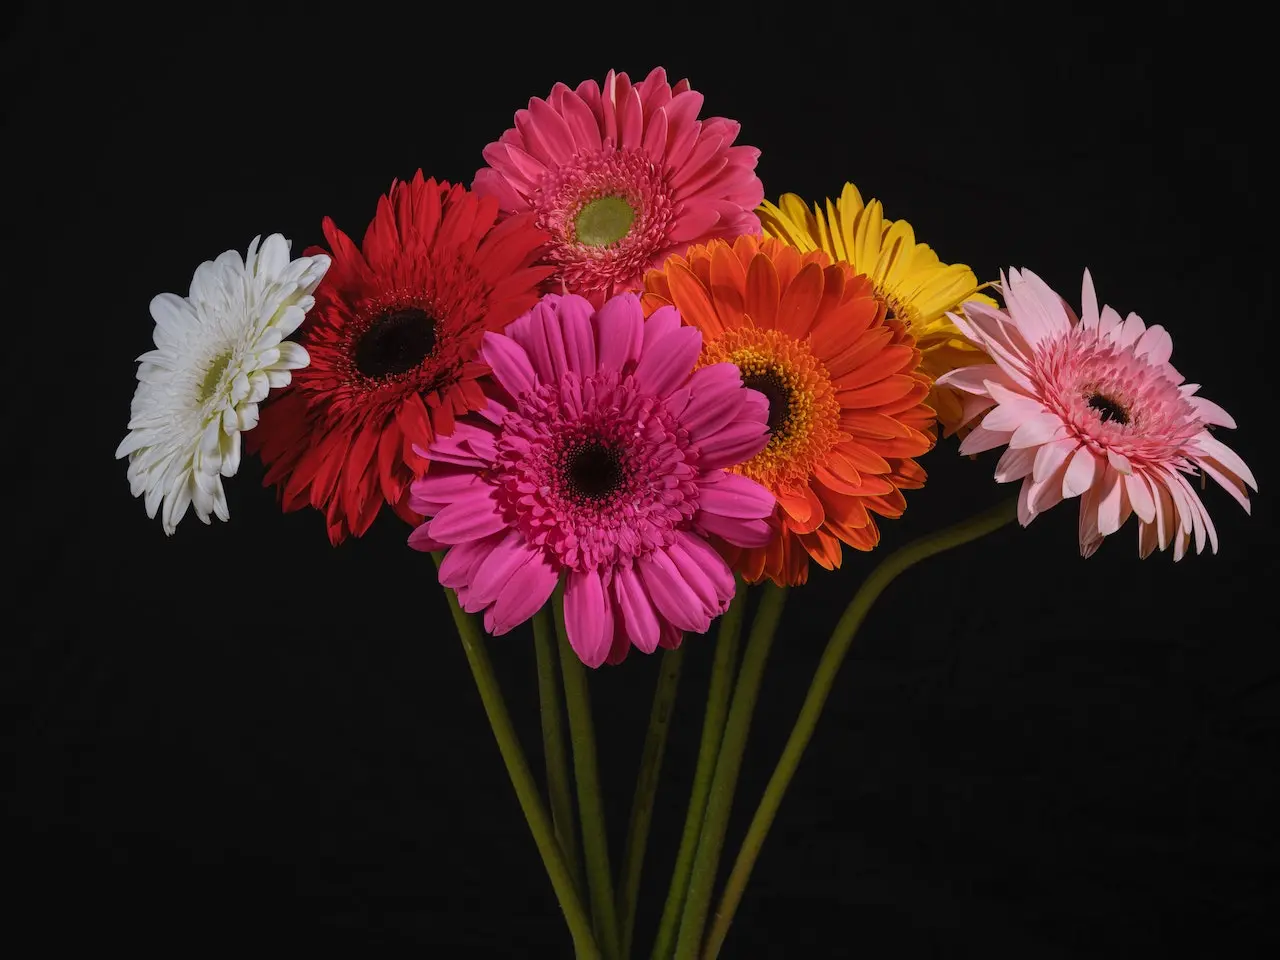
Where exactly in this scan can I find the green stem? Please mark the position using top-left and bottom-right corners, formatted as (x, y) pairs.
(650, 584), (749, 960)
(701, 497), (1020, 959)
(554, 582), (623, 960)
(533, 606), (584, 895)
(618, 645), (686, 958)
(430, 554), (600, 960)
(673, 583), (788, 960)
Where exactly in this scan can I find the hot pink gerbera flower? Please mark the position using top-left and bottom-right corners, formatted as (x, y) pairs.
(937, 268), (1256, 559)
(407, 292), (775, 667)
(473, 67), (764, 307)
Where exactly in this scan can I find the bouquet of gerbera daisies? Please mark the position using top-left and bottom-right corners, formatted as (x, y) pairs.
(116, 68), (1256, 959)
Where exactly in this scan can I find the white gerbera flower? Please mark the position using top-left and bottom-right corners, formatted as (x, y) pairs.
(116, 234), (330, 534)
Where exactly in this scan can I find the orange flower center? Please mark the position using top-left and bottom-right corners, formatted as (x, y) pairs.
(701, 327), (841, 489)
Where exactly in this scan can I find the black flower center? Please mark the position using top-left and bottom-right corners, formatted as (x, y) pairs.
(355, 308), (438, 379)
(1087, 392), (1130, 425)
(565, 441), (624, 501)
(742, 370), (793, 436)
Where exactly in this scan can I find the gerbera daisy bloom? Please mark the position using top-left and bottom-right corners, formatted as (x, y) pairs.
(472, 67), (763, 307)
(936, 268), (1256, 559)
(117, 235), (329, 535)
(758, 183), (994, 435)
(247, 173), (553, 544)
(407, 292), (775, 668)
(641, 235), (936, 586)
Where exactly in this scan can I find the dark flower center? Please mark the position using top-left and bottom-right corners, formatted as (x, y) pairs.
(355, 308), (438, 379)
(742, 370), (793, 436)
(1087, 392), (1130, 425)
(565, 440), (624, 500)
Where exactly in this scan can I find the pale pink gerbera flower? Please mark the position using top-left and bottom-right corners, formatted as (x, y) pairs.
(407, 292), (775, 667)
(473, 67), (764, 307)
(936, 268), (1256, 559)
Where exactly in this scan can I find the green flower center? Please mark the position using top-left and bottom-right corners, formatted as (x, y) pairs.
(199, 350), (233, 403)
(574, 195), (635, 247)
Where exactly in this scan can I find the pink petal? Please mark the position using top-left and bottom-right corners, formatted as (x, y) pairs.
(1095, 467), (1129, 537)
(1125, 471), (1156, 524)
(506, 297), (563, 383)
(638, 549), (708, 633)
(994, 445), (1037, 483)
(981, 401), (1038, 435)
(613, 565), (661, 654)
(409, 463), (484, 514)
(469, 529), (539, 608)
(1062, 445), (1102, 499)
(641, 305), (682, 353)
(1079, 269), (1100, 329)
(437, 532), (505, 589)
(697, 471), (776, 519)
(564, 567), (613, 668)
(670, 531), (735, 610)
(490, 550), (560, 635)
(427, 491), (507, 544)
(634, 326), (702, 399)
(696, 419), (771, 470)
(1008, 412), (1067, 449)
(556, 295), (597, 376)
(1133, 324), (1173, 366)
(1033, 438), (1078, 483)
(1003, 268), (1071, 347)
(593, 293), (644, 373)
(698, 511), (772, 548)
(959, 424), (1013, 456)
(407, 525), (448, 552)
(1116, 312), (1147, 350)
(934, 363), (1005, 396)
(427, 422), (498, 466)
(1193, 432), (1257, 490)
(481, 335), (537, 399)
(1107, 449), (1132, 475)
(1188, 396), (1237, 429)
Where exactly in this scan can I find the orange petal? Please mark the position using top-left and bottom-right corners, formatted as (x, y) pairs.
(812, 307), (885, 373)
(835, 441), (892, 476)
(875, 380), (931, 417)
(640, 292), (671, 316)
(744, 252), (780, 328)
(667, 262), (722, 337)
(814, 462), (862, 496)
(776, 261), (825, 338)
(797, 526), (843, 570)
(709, 241), (748, 330)
(837, 374), (920, 409)
(832, 344), (918, 392)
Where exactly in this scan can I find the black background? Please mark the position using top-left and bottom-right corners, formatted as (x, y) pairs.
(4, 4), (1275, 957)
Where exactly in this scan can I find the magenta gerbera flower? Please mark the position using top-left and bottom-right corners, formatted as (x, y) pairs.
(937, 268), (1256, 559)
(407, 292), (775, 667)
(472, 67), (764, 307)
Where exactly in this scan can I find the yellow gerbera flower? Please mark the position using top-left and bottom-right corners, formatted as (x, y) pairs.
(758, 183), (995, 435)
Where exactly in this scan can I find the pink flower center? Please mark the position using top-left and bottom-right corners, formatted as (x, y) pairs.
(536, 148), (675, 298)
(489, 369), (699, 572)
(1033, 327), (1202, 464)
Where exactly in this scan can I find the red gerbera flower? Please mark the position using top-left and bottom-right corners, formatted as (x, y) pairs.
(248, 173), (553, 544)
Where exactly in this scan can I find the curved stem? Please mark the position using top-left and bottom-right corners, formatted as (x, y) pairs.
(533, 606), (584, 894)
(674, 583), (788, 960)
(650, 583), (748, 960)
(554, 582), (623, 960)
(430, 555), (600, 959)
(618, 646), (686, 958)
(701, 498), (1019, 959)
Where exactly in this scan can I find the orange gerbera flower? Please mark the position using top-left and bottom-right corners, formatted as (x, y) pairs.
(641, 235), (935, 585)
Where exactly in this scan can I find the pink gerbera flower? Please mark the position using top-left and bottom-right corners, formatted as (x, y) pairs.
(473, 67), (764, 307)
(407, 292), (775, 667)
(937, 268), (1256, 559)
